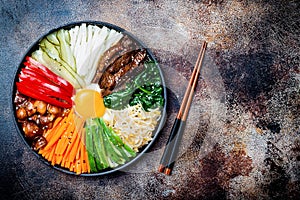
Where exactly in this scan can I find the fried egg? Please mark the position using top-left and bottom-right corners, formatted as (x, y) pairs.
(74, 84), (106, 119)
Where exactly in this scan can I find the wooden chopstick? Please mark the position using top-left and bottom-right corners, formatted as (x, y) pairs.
(158, 41), (207, 175)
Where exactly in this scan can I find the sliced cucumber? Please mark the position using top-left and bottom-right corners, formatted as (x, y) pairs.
(46, 33), (60, 45)
(56, 29), (76, 71)
(32, 49), (85, 89)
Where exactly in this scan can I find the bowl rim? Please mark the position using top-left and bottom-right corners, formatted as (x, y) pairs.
(11, 20), (167, 176)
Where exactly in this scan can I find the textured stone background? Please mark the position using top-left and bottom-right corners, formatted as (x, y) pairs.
(0, 0), (299, 199)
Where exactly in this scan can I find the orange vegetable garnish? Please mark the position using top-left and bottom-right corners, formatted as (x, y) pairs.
(39, 109), (90, 174)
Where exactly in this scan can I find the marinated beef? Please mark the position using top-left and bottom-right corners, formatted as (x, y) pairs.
(92, 35), (141, 83)
(99, 49), (147, 96)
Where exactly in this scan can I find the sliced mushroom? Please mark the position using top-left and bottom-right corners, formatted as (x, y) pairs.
(25, 100), (37, 116)
(22, 121), (40, 138)
(39, 115), (52, 125)
(16, 107), (27, 120)
(34, 100), (47, 115)
(14, 93), (27, 105)
(28, 114), (40, 125)
(31, 135), (47, 151)
(47, 104), (62, 116)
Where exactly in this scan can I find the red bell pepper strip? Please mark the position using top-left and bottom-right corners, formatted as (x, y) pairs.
(16, 82), (72, 108)
(22, 66), (72, 95)
(16, 56), (75, 108)
(23, 61), (74, 96)
(25, 56), (74, 93)
(18, 78), (72, 105)
(19, 69), (72, 98)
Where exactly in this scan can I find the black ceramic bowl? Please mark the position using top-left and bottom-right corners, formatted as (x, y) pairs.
(11, 21), (167, 176)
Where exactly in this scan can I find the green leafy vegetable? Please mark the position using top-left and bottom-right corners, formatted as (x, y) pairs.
(104, 61), (164, 111)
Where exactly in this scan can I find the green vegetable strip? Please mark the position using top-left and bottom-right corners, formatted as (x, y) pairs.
(84, 118), (136, 172)
(99, 120), (130, 162)
(123, 143), (136, 157)
(101, 120), (136, 158)
(100, 121), (126, 165)
(93, 120), (109, 169)
(90, 123), (104, 171)
(85, 125), (97, 173)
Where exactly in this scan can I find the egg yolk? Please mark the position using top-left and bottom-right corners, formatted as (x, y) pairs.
(74, 89), (106, 119)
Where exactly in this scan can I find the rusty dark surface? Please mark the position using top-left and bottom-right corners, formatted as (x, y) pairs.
(0, 0), (299, 199)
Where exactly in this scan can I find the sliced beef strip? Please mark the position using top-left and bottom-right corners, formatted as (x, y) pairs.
(99, 49), (147, 96)
(92, 35), (141, 83)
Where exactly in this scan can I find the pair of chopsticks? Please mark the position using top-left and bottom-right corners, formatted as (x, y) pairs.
(158, 41), (207, 175)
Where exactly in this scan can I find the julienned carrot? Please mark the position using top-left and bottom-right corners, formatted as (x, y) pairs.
(68, 129), (81, 163)
(43, 117), (62, 140)
(75, 151), (81, 174)
(80, 131), (86, 173)
(85, 144), (90, 173)
(38, 108), (90, 174)
(62, 133), (77, 165)
(43, 113), (71, 151)
(80, 123), (90, 173)
(63, 119), (82, 159)
(55, 121), (74, 155)
(74, 125), (89, 174)
(55, 154), (63, 165)
(49, 143), (57, 165)
(44, 150), (50, 160)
